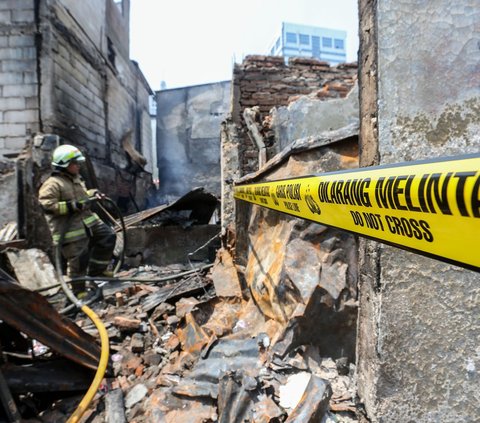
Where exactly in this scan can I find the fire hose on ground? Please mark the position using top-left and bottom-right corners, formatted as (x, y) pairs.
(55, 196), (124, 423)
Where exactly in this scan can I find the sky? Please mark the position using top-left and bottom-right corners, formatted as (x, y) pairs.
(129, 0), (359, 91)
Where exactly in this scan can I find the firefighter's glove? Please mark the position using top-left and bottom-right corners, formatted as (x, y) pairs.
(66, 199), (88, 214)
(87, 189), (106, 201)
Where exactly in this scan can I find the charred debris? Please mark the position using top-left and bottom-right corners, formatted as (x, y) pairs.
(0, 183), (360, 422)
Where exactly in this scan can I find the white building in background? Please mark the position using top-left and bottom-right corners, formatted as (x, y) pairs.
(267, 22), (347, 65)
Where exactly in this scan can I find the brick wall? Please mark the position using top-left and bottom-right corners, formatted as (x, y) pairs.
(0, 0), (39, 155)
(42, 0), (153, 210)
(50, 31), (106, 153)
(0, 0), (154, 242)
(232, 55), (357, 175)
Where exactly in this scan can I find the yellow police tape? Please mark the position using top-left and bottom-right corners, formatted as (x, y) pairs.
(234, 154), (480, 271)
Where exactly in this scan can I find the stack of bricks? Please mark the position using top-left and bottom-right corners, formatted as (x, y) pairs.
(232, 55), (358, 175)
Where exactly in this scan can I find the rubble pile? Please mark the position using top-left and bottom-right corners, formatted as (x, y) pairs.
(1, 251), (360, 422)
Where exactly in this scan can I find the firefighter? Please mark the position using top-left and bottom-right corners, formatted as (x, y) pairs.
(38, 144), (116, 294)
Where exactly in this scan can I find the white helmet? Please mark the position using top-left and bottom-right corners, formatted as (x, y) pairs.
(51, 145), (86, 168)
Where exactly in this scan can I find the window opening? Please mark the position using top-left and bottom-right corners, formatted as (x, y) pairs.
(286, 32), (297, 43)
(107, 37), (116, 67)
(299, 34), (310, 45)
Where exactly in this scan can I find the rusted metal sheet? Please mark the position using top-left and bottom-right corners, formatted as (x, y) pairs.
(284, 374), (332, 423)
(176, 313), (211, 354)
(173, 337), (265, 400)
(146, 388), (217, 423)
(200, 297), (244, 338)
(0, 272), (101, 370)
(217, 370), (261, 423)
(245, 216), (298, 323)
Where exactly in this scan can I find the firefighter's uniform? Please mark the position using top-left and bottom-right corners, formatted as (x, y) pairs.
(39, 170), (116, 282)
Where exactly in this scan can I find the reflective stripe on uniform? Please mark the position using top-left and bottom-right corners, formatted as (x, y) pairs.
(58, 201), (68, 215)
(83, 214), (101, 227)
(52, 228), (86, 243)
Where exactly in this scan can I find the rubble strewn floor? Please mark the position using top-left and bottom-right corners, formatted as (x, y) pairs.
(1, 256), (361, 422)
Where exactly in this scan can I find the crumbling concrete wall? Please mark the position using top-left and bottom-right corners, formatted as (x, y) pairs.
(0, 0), (154, 243)
(357, 1), (480, 421)
(156, 81), (231, 204)
(231, 55), (357, 176)
(272, 83), (359, 151)
(221, 55), (358, 237)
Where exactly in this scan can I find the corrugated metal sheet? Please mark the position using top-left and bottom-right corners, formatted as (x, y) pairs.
(0, 271), (101, 370)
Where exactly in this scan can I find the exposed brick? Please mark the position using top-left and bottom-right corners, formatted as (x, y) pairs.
(55, 50), (72, 72)
(0, 48), (23, 60)
(5, 136), (28, 150)
(0, 1), (150, 219)
(11, 9), (35, 23)
(22, 46), (36, 59)
(124, 355), (143, 372)
(72, 58), (89, 76)
(113, 316), (142, 331)
(134, 364), (144, 377)
(0, 123), (26, 137)
(2, 59), (36, 72)
(23, 71), (37, 84)
(70, 66), (88, 86)
(25, 96), (37, 109)
(57, 42), (71, 61)
(0, 0), (33, 10)
(0, 72), (23, 84)
(4, 109), (38, 123)
(3, 84), (36, 97)
(0, 97), (26, 110)
(234, 55), (357, 175)
(55, 78), (87, 108)
(9, 35), (35, 47)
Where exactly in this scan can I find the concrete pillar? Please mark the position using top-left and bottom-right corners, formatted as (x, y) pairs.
(357, 1), (480, 421)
